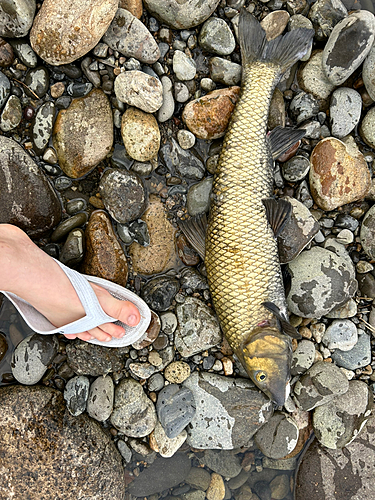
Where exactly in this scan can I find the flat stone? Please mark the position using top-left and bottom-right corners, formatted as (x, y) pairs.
(141, 275), (180, 312)
(64, 375), (90, 416)
(187, 177), (213, 217)
(143, 0), (220, 29)
(199, 449), (242, 478)
(156, 384), (196, 438)
(329, 87), (362, 138)
(121, 106), (160, 161)
(30, 0), (117, 65)
(158, 75), (175, 122)
(0, 94), (22, 131)
(114, 70), (163, 113)
(291, 339), (316, 375)
(322, 319), (358, 351)
(66, 340), (124, 376)
(9, 39), (37, 67)
(261, 10), (290, 40)
(173, 50), (196, 81)
(331, 332), (372, 370)
(86, 375), (114, 422)
(186, 467), (211, 491)
(198, 17), (235, 55)
(53, 89), (113, 178)
(150, 421), (187, 458)
(0, 0), (35, 37)
(209, 57), (241, 86)
(254, 412), (299, 459)
(298, 50), (336, 110)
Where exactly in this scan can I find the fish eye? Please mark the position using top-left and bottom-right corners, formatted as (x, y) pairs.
(255, 371), (267, 383)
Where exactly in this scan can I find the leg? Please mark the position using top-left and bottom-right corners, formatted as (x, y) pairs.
(0, 224), (141, 342)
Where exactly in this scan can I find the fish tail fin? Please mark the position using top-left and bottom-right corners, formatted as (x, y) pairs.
(238, 9), (314, 74)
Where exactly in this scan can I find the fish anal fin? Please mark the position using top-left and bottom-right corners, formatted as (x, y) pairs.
(262, 301), (302, 339)
(177, 214), (207, 260)
(263, 198), (292, 238)
(268, 126), (306, 160)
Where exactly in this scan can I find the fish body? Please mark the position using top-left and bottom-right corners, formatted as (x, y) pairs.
(205, 10), (313, 405)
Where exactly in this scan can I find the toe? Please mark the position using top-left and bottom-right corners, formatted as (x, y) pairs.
(98, 322), (126, 338)
(87, 326), (112, 342)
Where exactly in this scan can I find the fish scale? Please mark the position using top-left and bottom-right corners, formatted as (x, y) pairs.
(206, 62), (285, 354)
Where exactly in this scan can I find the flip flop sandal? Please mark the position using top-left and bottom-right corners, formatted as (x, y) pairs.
(1, 259), (151, 348)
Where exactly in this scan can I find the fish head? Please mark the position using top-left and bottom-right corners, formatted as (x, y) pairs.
(240, 327), (292, 405)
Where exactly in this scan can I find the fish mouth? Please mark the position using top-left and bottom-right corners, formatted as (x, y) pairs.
(269, 381), (290, 406)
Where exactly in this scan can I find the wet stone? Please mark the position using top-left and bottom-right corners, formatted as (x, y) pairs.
(308, 0), (347, 40)
(293, 361), (350, 411)
(11, 334), (59, 385)
(281, 156), (310, 183)
(0, 38), (14, 67)
(64, 376), (90, 416)
(114, 70), (163, 113)
(254, 412), (299, 459)
(86, 375), (114, 422)
(187, 177), (213, 217)
(0, 71), (10, 109)
(186, 467), (212, 491)
(66, 340), (124, 376)
(24, 67), (50, 98)
(141, 276), (180, 312)
(59, 228), (85, 267)
(329, 87), (362, 138)
(289, 91), (319, 125)
(209, 57), (242, 86)
(0, 94), (22, 131)
(160, 138), (205, 180)
(322, 319), (358, 351)
(0, 0), (36, 38)
(198, 18), (235, 56)
(31, 101), (55, 154)
(291, 339), (315, 375)
(177, 129), (196, 150)
(156, 384), (196, 438)
(0, 333), (8, 363)
(360, 203), (375, 260)
(51, 212), (88, 242)
(9, 40), (37, 67)
(200, 450), (242, 479)
(180, 268), (209, 292)
(121, 107), (160, 162)
(331, 331), (372, 370)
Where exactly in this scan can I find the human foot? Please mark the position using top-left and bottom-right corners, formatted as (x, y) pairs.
(0, 224), (141, 343)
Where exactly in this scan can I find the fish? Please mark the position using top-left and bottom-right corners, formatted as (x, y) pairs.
(203, 10), (314, 406)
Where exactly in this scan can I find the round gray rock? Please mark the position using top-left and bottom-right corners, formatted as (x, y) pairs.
(209, 57), (242, 86)
(254, 412), (299, 459)
(281, 156), (310, 183)
(331, 331), (372, 370)
(0, 0), (36, 38)
(329, 87), (362, 138)
(64, 376), (90, 417)
(187, 177), (213, 217)
(173, 50), (196, 81)
(114, 70), (163, 113)
(143, 0), (221, 29)
(322, 319), (358, 351)
(360, 204), (375, 259)
(87, 375), (114, 422)
(199, 17), (235, 56)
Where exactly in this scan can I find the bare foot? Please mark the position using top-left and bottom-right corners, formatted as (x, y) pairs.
(0, 224), (140, 343)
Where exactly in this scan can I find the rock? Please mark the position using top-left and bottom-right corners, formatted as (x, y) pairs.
(51, 212), (88, 242)
(287, 244), (357, 318)
(199, 449), (242, 478)
(119, 0), (142, 18)
(114, 70), (163, 113)
(206, 473), (225, 500)
(209, 57), (241, 86)
(182, 87), (240, 140)
(151, 421), (187, 458)
(64, 375), (90, 416)
(175, 297), (222, 357)
(261, 10), (290, 40)
(281, 156), (310, 183)
(0, 333), (7, 363)
(329, 88), (362, 138)
(60, 228), (85, 266)
(121, 107), (160, 161)
(0, 94), (22, 131)
(0, 136), (62, 237)
(177, 129), (196, 150)
(0, 38), (14, 67)
(359, 106), (375, 149)
(143, 0), (220, 29)
(30, 0), (117, 65)
(24, 66), (49, 98)
(323, 11), (375, 85)
(158, 75), (175, 122)
(0, 0), (36, 38)
(309, 137), (371, 211)
(270, 474), (290, 500)
(66, 340), (124, 376)
(254, 412), (299, 459)
(0, 385), (125, 499)
(160, 138), (205, 180)
(81, 210), (128, 287)
(268, 88), (285, 129)
(289, 91), (319, 124)
(164, 361), (191, 384)
(308, 0), (347, 40)
(357, 272), (375, 299)
(313, 380), (373, 449)
(187, 177), (213, 217)
(363, 42), (375, 100)
(325, 297), (357, 319)
(186, 467), (212, 491)
(103, 9), (160, 63)
(183, 372), (273, 449)
(128, 454), (192, 497)
(173, 50), (196, 81)
(291, 339), (315, 375)
(110, 378), (157, 436)
(157, 384), (196, 438)
(10, 40), (37, 67)
(141, 275), (180, 311)
(86, 375), (114, 422)
(198, 18), (235, 55)
(360, 204), (375, 259)
(11, 334), (58, 385)
(31, 101), (55, 155)
(331, 331), (372, 370)
(53, 89), (113, 178)
(322, 319), (358, 351)
(293, 361), (349, 411)
(0, 71), (10, 108)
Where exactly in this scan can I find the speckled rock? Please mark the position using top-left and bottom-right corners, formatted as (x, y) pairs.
(173, 50), (196, 81)
(261, 10), (290, 41)
(322, 11), (375, 86)
(291, 340), (315, 375)
(322, 319), (358, 351)
(0, 136), (62, 237)
(103, 9), (160, 63)
(331, 331), (372, 370)
(359, 106), (375, 149)
(64, 376), (90, 416)
(281, 156), (310, 183)
(183, 372), (273, 449)
(0, 94), (22, 131)
(160, 138), (205, 180)
(298, 50), (336, 110)
(182, 86), (240, 140)
(143, 0), (220, 29)
(129, 195), (177, 275)
(198, 17), (235, 55)
(206, 473), (225, 500)
(287, 245), (357, 319)
(329, 88), (362, 138)
(121, 107), (160, 161)
(30, 0), (118, 65)
(308, 0), (347, 40)
(114, 70), (163, 113)
(66, 341), (124, 376)
(0, 385), (125, 500)
(32, 101), (55, 155)
(53, 89), (113, 178)
(289, 91), (319, 124)
(81, 210), (128, 287)
(164, 361), (191, 384)
(150, 421), (187, 458)
(254, 412), (299, 459)
(309, 137), (371, 211)
(86, 375), (114, 422)
(0, 0), (36, 38)
(157, 384), (196, 439)
(142, 276), (180, 312)
(363, 42), (375, 101)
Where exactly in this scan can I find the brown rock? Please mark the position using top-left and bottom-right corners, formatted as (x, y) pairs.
(182, 86), (240, 140)
(0, 385), (125, 500)
(119, 0), (142, 18)
(81, 210), (128, 287)
(268, 87), (285, 130)
(176, 233), (200, 266)
(53, 89), (113, 178)
(132, 310), (161, 349)
(121, 107), (160, 162)
(0, 38), (14, 67)
(309, 137), (371, 211)
(129, 195), (178, 275)
(30, 0), (118, 65)
(206, 473), (226, 500)
(261, 10), (290, 41)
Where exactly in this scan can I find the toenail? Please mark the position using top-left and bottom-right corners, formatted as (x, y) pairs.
(127, 314), (138, 326)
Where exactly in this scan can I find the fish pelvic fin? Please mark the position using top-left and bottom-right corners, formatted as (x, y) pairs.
(238, 9), (314, 74)
(177, 214), (207, 260)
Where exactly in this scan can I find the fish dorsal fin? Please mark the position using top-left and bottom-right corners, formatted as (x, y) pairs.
(178, 214), (207, 260)
(268, 126), (306, 160)
(262, 301), (301, 339)
(263, 198), (292, 238)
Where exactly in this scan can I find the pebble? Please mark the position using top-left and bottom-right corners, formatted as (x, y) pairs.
(270, 474), (290, 500)
(291, 339), (315, 375)
(177, 129), (196, 149)
(143, 0), (221, 29)
(206, 473), (225, 500)
(150, 421), (187, 458)
(183, 372), (273, 449)
(329, 87), (362, 138)
(199, 18), (235, 55)
(289, 92), (319, 124)
(30, 0), (117, 65)
(110, 378), (157, 437)
(175, 297), (222, 357)
(281, 155), (310, 183)
(359, 105), (375, 149)
(0, 94), (22, 132)
(9, 40), (37, 67)
(268, 88), (285, 129)
(209, 57), (242, 86)
(160, 137), (205, 180)
(121, 107), (160, 162)
(0, 0), (35, 37)
(117, 440), (132, 463)
(173, 50), (197, 81)
(293, 361), (349, 411)
(142, 275), (180, 311)
(11, 334), (58, 385)
(114, 70), (163, 113)
(261, 10), (290, 40)
(360, 204), (375, 259)
(156, 384), (196, 438)
(331, 331), (372, 370)
(0, 38), (14, 67)
(363, 42), (375, 100)
(308, 0), (347, 40)
(0, 71), (10, 109)
(64, 376), (90, 417)
(86, 375), (114, 422)
(187, 177), (213, 217)
(322, 319), (358, 351)
(175, 81), (190, 103)
(158, 75), (175, 122)
(182, 86), (240, 140)
(51, 212), (88, 242)
(24, 66), (50, 98)
(66, 341), (124, 376)
(161, 312), (178, 335)
(60, 228), (85, 266)
(31, 101), (55, 155)
(309, 137), (371, 211)
(200, 449), (242, 478)
(186, 467), (212, 491)
(254, 412), (299, 459)
(148, 373), (165, 392)
(53, 89), (113, 178)
(322, 10), (375, 86)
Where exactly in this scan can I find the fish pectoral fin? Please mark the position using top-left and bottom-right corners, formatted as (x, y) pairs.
(262, 301), (302, 339)
(177, 214), (207, 260)
(262, 197), (292, 238)
(268, 126), (306, 160)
